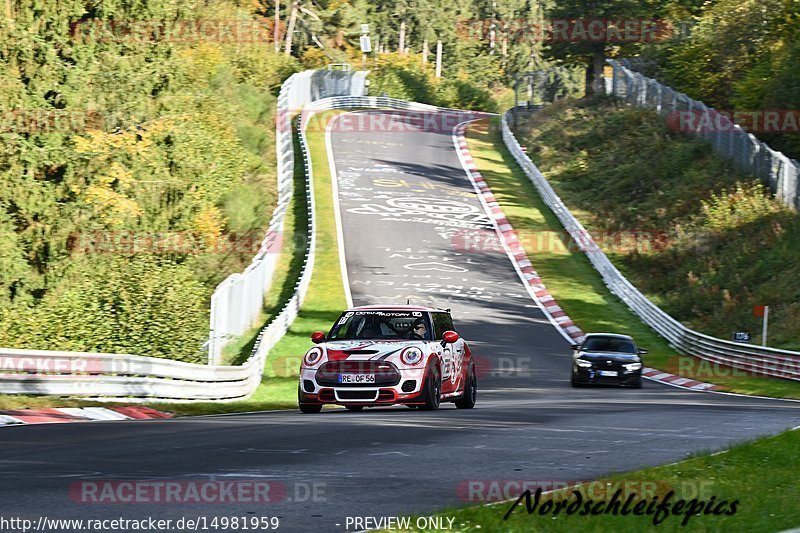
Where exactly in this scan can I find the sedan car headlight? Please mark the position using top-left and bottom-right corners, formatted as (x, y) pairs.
(303, 347), (323, 366)
(624, 362), (643, 372)
(575, 358), (593, 368)
(400, 346), (424, 366)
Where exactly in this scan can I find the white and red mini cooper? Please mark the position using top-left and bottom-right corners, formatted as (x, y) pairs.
(297, 305), (477, 413)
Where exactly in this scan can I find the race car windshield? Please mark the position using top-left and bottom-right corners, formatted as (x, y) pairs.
(328, 311), (432, 341)
(581, 337), (636, 354)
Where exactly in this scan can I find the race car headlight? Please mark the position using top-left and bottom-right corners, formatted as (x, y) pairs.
(303, 347), (323, 366)
(400, 346), (424, 366)
(624, 362), (643, 372)
(575, 358), (593, 368)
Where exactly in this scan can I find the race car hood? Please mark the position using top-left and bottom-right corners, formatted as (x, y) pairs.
(323, 340), (428, 361)
(578, 351), (641, 363)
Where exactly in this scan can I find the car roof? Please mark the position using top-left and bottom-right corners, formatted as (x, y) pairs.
(583, 333), (634, 340)
(347, 304), (447, 313)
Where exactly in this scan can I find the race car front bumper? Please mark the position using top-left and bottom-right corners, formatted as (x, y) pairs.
(299, 363), (427, 406)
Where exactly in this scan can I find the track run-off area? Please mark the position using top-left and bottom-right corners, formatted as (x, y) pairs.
(1, 108), (799, 532)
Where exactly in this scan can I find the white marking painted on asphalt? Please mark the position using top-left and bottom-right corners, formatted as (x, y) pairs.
(403, 261), (469, 273)
(451, 121), (576, 345)
(327, 112), (356, 308)
(369, 451), (410, 457)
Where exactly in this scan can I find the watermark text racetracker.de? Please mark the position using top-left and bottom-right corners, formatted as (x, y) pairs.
(291, 109), (489, 134)
(456, 18), (689, 43)
(667, 109), (800, 134)
(70, 19), (278, 43)
(0, 515), (280, 532)
(678, 357), (800, 380)
(453, 228), (671, 255)
(0, 109), (106, 133)
(72, 229), (285, 256)
(458, 479), (717, 504)
(69, 479), (326, 505)
(464, 479), (738, 527)
(0, 354), (150, 376)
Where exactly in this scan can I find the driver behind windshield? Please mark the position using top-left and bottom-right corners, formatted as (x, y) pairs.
(409, 321), (427, 340)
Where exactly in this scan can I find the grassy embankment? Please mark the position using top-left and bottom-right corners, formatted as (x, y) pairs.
(385, 427), (800, 532)
(0, 110), (347, 415)
(151, 110), (349, 416)
(464, 111), (800, 399)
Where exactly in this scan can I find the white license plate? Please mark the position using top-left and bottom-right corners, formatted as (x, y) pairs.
(338, 373), (376, 384)
(599, 370), (619, 377)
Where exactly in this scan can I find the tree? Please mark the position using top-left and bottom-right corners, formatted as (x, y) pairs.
(543, 0), (653, 95)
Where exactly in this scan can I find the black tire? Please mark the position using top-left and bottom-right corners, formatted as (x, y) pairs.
(455, 363), (477, 409)
(419, 364), (442, 411)
(630, 380), (643, 389)
(299, 403), (322, 414)
(570, 375), (582, 387)
(298, 386), (322, 414)
(345, 405), (364, 411)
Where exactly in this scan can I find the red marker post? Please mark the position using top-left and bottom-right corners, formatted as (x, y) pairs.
(753, 305), (769, 346)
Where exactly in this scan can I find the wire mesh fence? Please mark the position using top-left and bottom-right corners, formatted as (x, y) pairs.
(608, 59), (800, 211)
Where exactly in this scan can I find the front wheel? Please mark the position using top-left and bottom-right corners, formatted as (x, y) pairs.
(419, 364), (442, 411)
(455, 363), (477, 409)
(298, 386), (322, 414)
(299, 403), (322, 414)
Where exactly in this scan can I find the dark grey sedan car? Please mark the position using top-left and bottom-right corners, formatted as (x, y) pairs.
(570, 333), (646, 388)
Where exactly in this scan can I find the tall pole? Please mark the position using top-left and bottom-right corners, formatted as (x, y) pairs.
(273, 0), (280, 52)
(283, 1), (298, 56)
(398, 20), (406, 54)
(435, 39), (442, 78)
(489, 0), (496, 54)
(762, 306), (769, 346)
(513, 76), (519, 130)
(422, 38), (428, 66)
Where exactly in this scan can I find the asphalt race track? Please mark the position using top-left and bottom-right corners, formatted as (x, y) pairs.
(1, 110), (800, 532)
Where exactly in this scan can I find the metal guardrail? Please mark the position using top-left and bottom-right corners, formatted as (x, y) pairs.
(208, 69), (369, 362)
(0, 93), (453, 401)
(608, 59), (800, 211)
(501, 110), (800, 381)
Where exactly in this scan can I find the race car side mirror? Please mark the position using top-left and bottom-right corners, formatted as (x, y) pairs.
(311, 331), (326, 344)
(570, 343), (580, 350)
(638, 348), (648, 355)
(442, 331), (459, 345)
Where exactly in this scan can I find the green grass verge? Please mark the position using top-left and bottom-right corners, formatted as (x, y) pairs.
(465, 119), (800, 400)
(222, 117), (310, 366)
(383, 427), (800, 532)
(153, 110), (348, 416)
(515, 98), (800, 353)
(0, 110), (347, 416)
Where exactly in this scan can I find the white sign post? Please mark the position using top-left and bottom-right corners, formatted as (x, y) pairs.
(359, 24), (371, 69)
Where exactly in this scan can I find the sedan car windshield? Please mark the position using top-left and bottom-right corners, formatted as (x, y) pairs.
(328, 311), (432, 341)
(582, 337), (636, 353)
